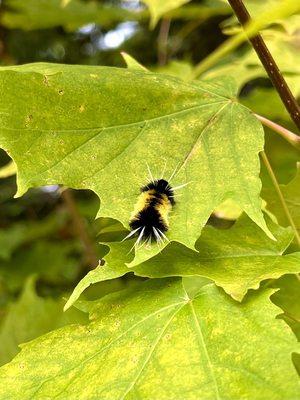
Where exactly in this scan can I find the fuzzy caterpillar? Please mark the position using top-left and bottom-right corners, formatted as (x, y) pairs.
(128, 178), (175, 245)
(123, 164), (188, 249)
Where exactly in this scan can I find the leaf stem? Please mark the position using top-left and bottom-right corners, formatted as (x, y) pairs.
(157, 18), (171, 66)
(255, 114), (300, 150)
(61, 188), (99, 268)
(260, 151), (300, 246)
(227, 0), (300, 131)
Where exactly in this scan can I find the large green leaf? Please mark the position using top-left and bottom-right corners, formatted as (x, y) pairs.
(0, 278), (298, 399)
(1, 0), (137, 31)
(0, 277), (87, 366)
(131, 216), (300, 301)
(0, 63), (273, 255)
(65, 215), (299, 308)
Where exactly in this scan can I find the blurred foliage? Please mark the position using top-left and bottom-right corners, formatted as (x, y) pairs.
(0, 0), (298, 389)
(1, 0), (138, 31)
(0, 276), (88, 366)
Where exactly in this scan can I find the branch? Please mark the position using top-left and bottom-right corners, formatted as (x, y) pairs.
(227, 0), (300, 131)
(61, 188), (99, 269)
(157, 18), (171, 66)
(255, 114), (300, 150)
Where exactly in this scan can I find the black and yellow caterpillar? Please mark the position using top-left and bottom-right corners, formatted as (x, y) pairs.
(129, 179), (175, 244)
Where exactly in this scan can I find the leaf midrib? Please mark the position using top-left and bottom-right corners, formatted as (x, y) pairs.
(197, 252), (283, 261)
(189, 301), (221, 400)
(18, 99), (228, 185)
(1, 100), (227, 133)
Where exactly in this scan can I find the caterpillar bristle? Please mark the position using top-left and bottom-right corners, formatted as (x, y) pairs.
(168, 162), (180, 183)
(156, 227), (170, 242)
(146, 162), (154, 183)
(136, 226), (145, 245)
(122, 226), (141, 242)
(172, 182), (191, 191)
(152, 226), (163, 244)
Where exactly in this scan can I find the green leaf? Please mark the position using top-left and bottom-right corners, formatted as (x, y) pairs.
(121, 52), (148, 72)
(0, 160), (16, 179)
(203, 18), (300, 96)
(0, 278), (298, 399)
(241, 87), (290, 122)
(263, 165), (300, 236)
(141, 0), (191, 28)
(271, 274), (300, 375)
(0, 224), (28, 261)
(66, 215), (299, 309)
(1, 0), (137, 31)
(165, 1), (231, 21)
(0, 63), (273, 254)
(272, 274), (300, 340)
(0, 241), (81, 291)
(260, 130), (299, 186)
(64, 240), (130, 311)
(213, 198), (243, 220)
(191, 0), (300, 79)
(96, 217), (127, 242)
(130, 215), (300, 301)
(155, 60), (193, 80)
(0, 276), (87, 366)
(0, 212), (66, 262)
(222, 0), (289, 33)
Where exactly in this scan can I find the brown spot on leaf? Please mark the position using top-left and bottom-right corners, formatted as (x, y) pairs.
(19, 362), (25, 370)
(25, 115), (33, 127)
(43, 75), (49, 86)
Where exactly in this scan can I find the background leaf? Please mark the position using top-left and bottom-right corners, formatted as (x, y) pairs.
(0, 241), (82, 292)
(263, 165), (300, 237)
(272, 274), (300, 340)
(1, 0), (137, 31)
(66, 215), (300, 308)
(141, 0), (191, 28)
(0, 276), (87, 366)
(203, 15), (300, 97)
(130, 215), (300, 301)
(271, 274), (300, 375)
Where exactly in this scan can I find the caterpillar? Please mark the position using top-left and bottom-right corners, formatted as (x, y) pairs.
(123, 165), (188, 249)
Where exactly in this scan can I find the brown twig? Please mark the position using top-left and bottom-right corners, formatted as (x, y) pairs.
(61, 188), (99, 268)
(227, 0), (300, 131)
(255, 114), (300, 150)
(157, 18), (171, 66)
